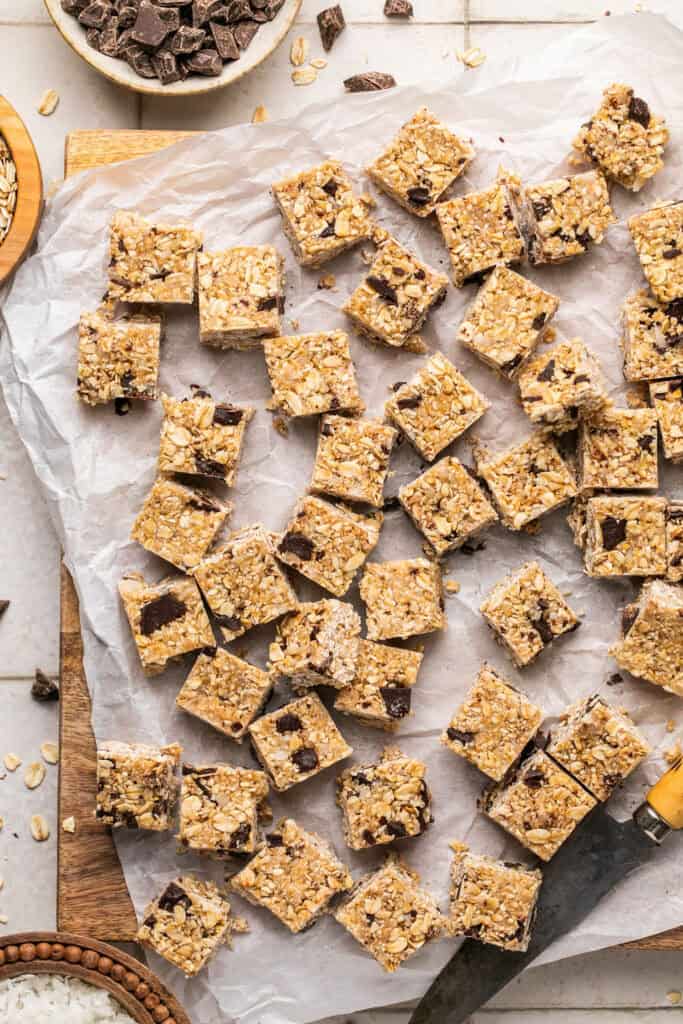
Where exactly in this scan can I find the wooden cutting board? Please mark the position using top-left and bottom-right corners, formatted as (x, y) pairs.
(58, 127), (683, 949)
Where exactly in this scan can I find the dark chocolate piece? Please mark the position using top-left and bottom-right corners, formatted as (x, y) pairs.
(317, 4), (345, 51)
(152, 48), (182, 84)
(132, 1), (173, 47)
(291, 746), (319, 772)
(366, 275), (398, 305)
(32, 668), (60, 703)
(628, 95), (650, 128)
(139, 592), (187, 635)
(210, 20), (239, 59)
(213, 404), (243, 426)
(379, 686), (411, 720)
(384, 0), (413, 13)
(184, 47), (223, 74)
(279, 532), (315, 561)
(344, 72), (396, 92)
(275, 712), (303, 733)
(232, 18), (260, 48)
(0, 599), (9, 619)
(79, 1), (113, 29)
(446, 727), (474, 744)
(158, 882), (192, 912)
(600, 515), (627, 552)
(169, 25), (206, 53)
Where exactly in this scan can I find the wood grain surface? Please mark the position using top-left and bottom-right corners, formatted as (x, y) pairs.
(58, 126), (683, 951)
(0, 94), (42, 286)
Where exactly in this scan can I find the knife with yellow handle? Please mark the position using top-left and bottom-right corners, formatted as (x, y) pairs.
(410, 758), (683, 1024)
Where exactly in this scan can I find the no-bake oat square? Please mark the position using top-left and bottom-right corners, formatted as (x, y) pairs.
(193, 525), (298, 643)
(231, 817), (352, 933)
(441, 663), (543, 780)
(518, 337), (607, 430)
(449, 846), (542, 951)
(435, 170), (524, 287)
(343, 235), (448, 348)
(158, 391), (253, 485)
(384, 352), (490, 461)
(482, 748), (597, 861)
(131, 477), (231, 572)
(366, 107), (475, 217)
(176, 648), (273, 743)
(334, 856), (446, 972)
(475, 432), (577, 531)
(248, 693), (353, 791)
(138, 876), (244, 976)
(546, 695), (650, 801)
(573, 83), (668, 192)
(77, 309), (162, 407)
(198, 245), (285, 349)
(310, 415), (397, 507)
(578, 406), (659, 490)
(650, 379), (683, 462)
(336, 747), (432, 851)
(334, 639), (423, 730)
(582, 495), (668, 577)
(399, 456), (498, 556)
(480, 562), (579, 669)
(621, 291), (683, 382)
(263, 330), (363, 418)
(360, 558), (445, 641)
(275, 496), (382, 597)
(108, 210), (202, 304)
(268, 599), (361, 688)
(628, 201), (683, 304)
(178, 763), (270, 856)
(272, 160), (373, 268)
(667, 502), (683, 583)
(611, 579), (683, 696)
(95, 740), (181, 831)
(515, 170), (615, 265)
(457, 266), (560, 378)
(119, 572), (214, 676)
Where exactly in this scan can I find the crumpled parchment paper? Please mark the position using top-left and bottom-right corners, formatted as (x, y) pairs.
(2, 13), (683, 1024)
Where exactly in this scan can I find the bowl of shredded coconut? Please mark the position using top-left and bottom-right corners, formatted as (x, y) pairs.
(0, 974), (136, 1023)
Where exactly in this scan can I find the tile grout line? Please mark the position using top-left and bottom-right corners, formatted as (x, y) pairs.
(463, 0), (471, 49)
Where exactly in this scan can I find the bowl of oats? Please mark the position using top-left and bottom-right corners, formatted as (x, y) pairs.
(0, 96), (42, 287)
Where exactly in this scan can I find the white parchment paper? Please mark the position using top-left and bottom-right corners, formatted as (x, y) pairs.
(3, 13), (683, 1023)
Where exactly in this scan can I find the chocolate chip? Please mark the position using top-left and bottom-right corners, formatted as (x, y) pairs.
(532, 198), (551, 221)
(230, 822), (251, 849)
(266, 832), (284, 846)
(407, 185), (431, 207)
(396, 394), (422, 410)
(666, 298), (683, 322)
(0, 600), (9, 620)
(575, 228), (592, 250)
(414, 268), (426, 280)
(664, 248), (682, 260)
(213, 404), (243, 426)
(446, 727), (474, 744)
(366, 275), (398, 305)
(351, 771), (370, 786)
(628, 95), (650, 127)
(79, 1), (112, 29)
(501, 354), (523, 376)
(195, 453), (226, 479)
(532, 312), (547, 331)
(359, 829), (375, 845)
(606, 672), (623, 686)
(114, 397), (131, 416)
(317, 4), (345, 51)
(344, 72), (396, 92)
(184, 48), (223, 75)
(233, 18), (260, 49)
(322, 178), (338, 196)
(151, 48), (181, 84)
(210, 21), (239, 59)
(379, 686), (411, 719)
(637, 433), (655, 451)
(276, 712), (303, 733)
(291, 747), (319, 772)
(531, 614), (554, 645)
(319, 221), (336, 238)
(523, 769), (545, 789)
(158, 882), (192, 912)
(32, 668), (59, 703)
(384, 0), (413, 15)
(537, 357), (556, 383)
(169, 25), (206, 53)
(215, 613), (242, 632)
(279, 532), (315, 561)
(601, 515), (627, 551)
(140, 592), (187, 635)
(385, 820), (408, 838)
(391, 380), (407, 391)
(257, 295), (279, 311)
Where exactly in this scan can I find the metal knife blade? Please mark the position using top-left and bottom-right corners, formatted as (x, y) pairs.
(409, 806), (655, 1024)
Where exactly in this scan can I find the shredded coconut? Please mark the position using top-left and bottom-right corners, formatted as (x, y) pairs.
(0, 975), (135, 1023)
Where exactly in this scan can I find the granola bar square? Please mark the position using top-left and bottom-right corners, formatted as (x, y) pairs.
(518, 337), (607, 430)
(193, 525), (298, 642)
(515, 170), (615, 265)
(158, 391), (253, 485)
(441, 663), (543, 780)
(197, 245), (285, 349)
(310, 415), (397, 507)
(336, 747), (432, 850)
(628, 201), (683, 303)
(450, 847), (542, 951)
(482, 749), (597, 861)
(95, 740), (181, 830)
(343, 235), (448, 347)
(435, 171), (524, 287)
(263, 330), (364, 417)
(119, 572), (214, 676)
(77, 309), (162, 406)
(268, 599), (361, 688)
(578, 406), (659, 490)
(275, 496), (382, 597)
(176, 648), (273, 743)
(131, 477), (231, 572)
(399, 456), (498, 556)
(611, 579), (683, 696)
(582, 495), (668, 577)
(650, 378), (683, 462)
(457, 266), (560, 378)
(334, 639), (423, 731)
(621, 290), (683, 382)
(573, 83), (668, 192)
(546, 695), (650, 801)
(230, 817), (352, 932)
(384, 352), (490, 461)
(366, 107), (475, 217)
(248, 693), (353, 791)
(360, 558), (445, 641)
(480, 562), (580, 669)
(178, 763), (269, 856)
(475, 432), (577, 530)
(334, 856), (446, 972)
(108, 210), (202, 304)
(667, 502), (683, 583)
(272, 160), (372, 268)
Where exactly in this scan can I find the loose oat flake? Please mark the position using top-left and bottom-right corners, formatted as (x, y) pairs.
(37, 88), (60, 116)
(292, 67), (318, 86)
(310, 58), (328, 70)
(252, 105), (268, 124)
(457, 47), (487, 69)
(62, 816), (76, 833)
(24, 762), (46, 790)
(290, 36), (309, 67)
(41, 741), (59, 765)
(30, 814), (50, 842)
(3, 753), (21, 772)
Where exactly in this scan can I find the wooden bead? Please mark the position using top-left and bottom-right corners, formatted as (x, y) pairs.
(36, 942), (52, 960)
(166, 1018), (176, 1024)
(144, 993), (161, 1010)
(123, 971), (139, 991)
(152, 1005), (170, 1022)
(0, 950), (6, 966)
(19, 943), (36, 961)
(5, 946), (19, 963)
(110, 963), (126, 982)
(135, 982), (150, 1000)
(97, 955), (113, 974)
(81, 949), (99, 969)
(65, 945), (82, 964)
(51, 943), (64, 960)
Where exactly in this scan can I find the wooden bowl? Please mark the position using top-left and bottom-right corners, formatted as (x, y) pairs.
(0, 932), (191, 1024)
(43, 0), (302, 97)
(0, 96), (42, 287)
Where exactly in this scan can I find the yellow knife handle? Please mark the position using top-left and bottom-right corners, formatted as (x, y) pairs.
(645, 756), (683, 831)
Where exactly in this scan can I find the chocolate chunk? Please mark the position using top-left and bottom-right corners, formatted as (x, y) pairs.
(195, 453), (226, 478)
(125, 42), (157, 76)
(158, 882), (192, 912)
(117, 5), (138, 29)
(391, 380), (407, 391)
(523, 769), (545, 789)
(32, 668), (60, 703)
(317, 4), (345, 51)
(152, 48), (181, 84)
(446, 727), (474, 744)
(62, 0), (89, 13)
(413, 268), (425, 280)
(384, 0), (413, 15)
(79, 1), (113, 29)
(531, 614), (554, 646)
(213, 404), (243, 426)
(279, 532), (315, 561)
(319, 221), (336, 238)
(385, 820), (408, 838)
(266, 831), (284, 846)
(537, 357), (556, 383)
(601, 515), (627, 551)
(396, 394), (422, 410)
(351, 771), (370, 786)
(407, 185), (431, 207)
(132, 0), (172, 46)
(362, 829), (375, 845)
(85, 26), (103, 49)
(210, 21), (239, 59)
(666, 298), (683, 323)
(291, 746), (319, 772)
(185, 48), (223, 74)
(232, 18), (260, 49)
(575, 228), (592, 250)
(344, 72), (396, 92)
(262, 0), (284, 17)
(607, 672), (623, 686)
(139, 593), (187, 636)
(230, 822), (251, 849)
(276, 712), (303, 733)
(192, 0), (222, 25)
(501, 353), (523, 376)
(664, 248), (681, 260)
(170, 25), (206, 53)
(531, 198), (551, 221)
(379, 686), (411, 719)
(532, 312), (547, 331)
(220, 0), (252, 19)
(322, 178), (338, 196)
(622, 605), (638, 635)
(215, 613), (242, 632)
(628, 95), (650, 128)
(0, 600), (9, 620)
(99, 15), (121, 56)
(637, 433), (655, 451)
(257, 295), (280, 312)
(366, 275), (398, 305)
